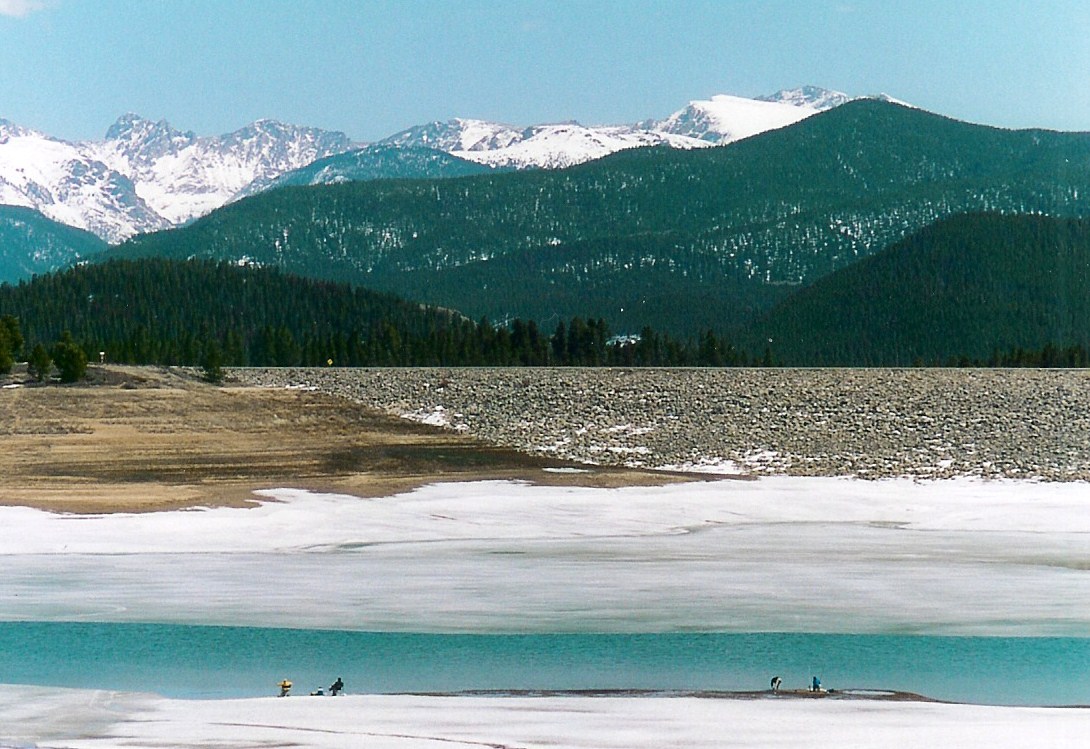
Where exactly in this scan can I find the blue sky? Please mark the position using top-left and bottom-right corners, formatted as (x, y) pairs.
(2, 0), (1089, 142)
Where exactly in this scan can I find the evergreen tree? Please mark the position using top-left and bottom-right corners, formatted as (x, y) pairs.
(27, 343), (52, 382)
(0, 315), (21, 374)
(1, 315), (22, 356)
(202, 339), (224, 384)
(51, 331), (88, 383)
(551, 321), (567, 365)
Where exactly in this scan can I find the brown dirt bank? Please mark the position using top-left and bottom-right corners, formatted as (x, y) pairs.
(0, 365), (686, 514)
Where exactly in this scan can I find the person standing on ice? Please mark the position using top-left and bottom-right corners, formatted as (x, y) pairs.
(770, 676), (782, 692)
(330, 677), (344, 696)
(811, 676), (821, 692)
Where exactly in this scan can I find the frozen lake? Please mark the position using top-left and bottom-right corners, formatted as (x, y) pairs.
(1, 477), (1087, 635)
(2, 477), (1088, 745)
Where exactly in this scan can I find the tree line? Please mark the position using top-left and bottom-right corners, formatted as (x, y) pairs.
(3, 257), (1088, 378)
(0, 316), (89, 382)
(0, 258), (758, 372)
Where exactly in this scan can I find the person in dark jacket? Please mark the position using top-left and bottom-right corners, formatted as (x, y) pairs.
(330, 677), (344, 696)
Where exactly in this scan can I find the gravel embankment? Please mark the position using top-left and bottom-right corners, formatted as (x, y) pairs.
(231, 368), (1090, 481)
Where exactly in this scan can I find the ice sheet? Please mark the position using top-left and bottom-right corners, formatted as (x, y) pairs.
(3, 477), (1089, 554)
(2, 686), (1088, 749)
(0, 477), (1088, 634)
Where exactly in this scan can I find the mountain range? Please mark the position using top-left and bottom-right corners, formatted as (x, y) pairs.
(0, 86), (867, 247)
(106, 99), (1090, 337)
(372, 86), (873, 169)
(6, 85), (1090, 364)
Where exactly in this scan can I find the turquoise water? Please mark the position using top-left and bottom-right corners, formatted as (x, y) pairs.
(0, 622), (1087, 706)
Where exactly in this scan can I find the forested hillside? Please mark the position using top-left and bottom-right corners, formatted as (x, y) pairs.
(0, 206), (107, 284)
(751, 213), (1090, 365)
(0, 258), (736, 368)
(108, 100), (1090, 335)
(240, 144), (498, 196)
(0, 259), (477, 366)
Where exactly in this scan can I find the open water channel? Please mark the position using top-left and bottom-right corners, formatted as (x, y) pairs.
(1, 623), (1088, 706)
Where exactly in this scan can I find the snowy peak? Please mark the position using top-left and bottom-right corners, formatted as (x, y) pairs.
(757, 85), (853, 110)
(652, 93), (822, 144)
(92, 117), (354, 231)
(105, 112), (195, 145)
(382, 118), (710, 170)
(0, 112), (355, 242)
(0, 118), (168, 243)
(0, 117), (37, 141)
(217, 119), (353, 169)
(382, 86), (865, 170)
(101, 113), (199, 172)
(458, 123), (708, 170)
(380, 118), (526, 153)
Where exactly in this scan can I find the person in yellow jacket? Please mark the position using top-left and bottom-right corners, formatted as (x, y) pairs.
(278, 679), (293, 697)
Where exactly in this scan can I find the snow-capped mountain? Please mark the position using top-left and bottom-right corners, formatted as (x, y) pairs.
(380, 120), (709, 170)
(88, 115), (354, 227)
(380, 86), (860, 170)
(650, 93), (823, 144)
(380, 118), (527, 153)
(0, 115), (353, 242)
(758, 86), (911, 111)
(0, 118), (169, 242)
(756, 85), (854, 110)
(650, 86), (872, 144)
(0, 86), (885, 242)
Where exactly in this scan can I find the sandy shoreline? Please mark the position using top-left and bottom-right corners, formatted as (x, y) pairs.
(0, 365), (688, 514)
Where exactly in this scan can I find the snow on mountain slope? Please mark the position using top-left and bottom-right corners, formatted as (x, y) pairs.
(382, 87), (857, 170)
(0, 114), (354, 243)
(0, 119), (168, 242)
(757, 85), (854, 110)
(0, 86), (882, 242)
(90, 115), (354, 226)
(380, 118), (526, 153)
(652, 93), (823, 144)
(759, 86), (913, 112)
(382, 119), (711, 170)
(455, 123), (709, 170)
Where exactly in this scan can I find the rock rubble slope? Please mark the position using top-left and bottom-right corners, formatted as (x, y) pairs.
(234, 368), (1090, 481)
